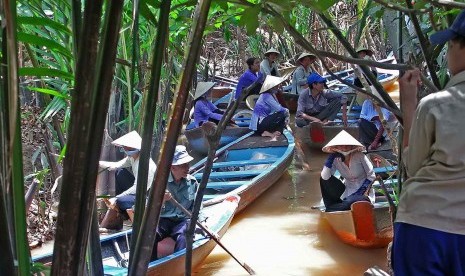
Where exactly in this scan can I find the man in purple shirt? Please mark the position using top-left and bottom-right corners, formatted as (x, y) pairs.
(235, 57), (263, 100)
(295, 72), (348, 127)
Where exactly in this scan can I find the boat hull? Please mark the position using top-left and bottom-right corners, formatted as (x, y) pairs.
(294, 123), (359, 149)
(194, 130), (295, 213)
(32, 196), (239, 276)
(322, 201), (393, 248)
(185, 126), (251, 155)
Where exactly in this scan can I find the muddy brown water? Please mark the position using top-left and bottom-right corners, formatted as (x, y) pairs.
(194, 146), (389, 276)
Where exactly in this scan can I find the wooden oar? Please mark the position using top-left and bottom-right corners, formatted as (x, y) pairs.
(168, 195), (256, 275)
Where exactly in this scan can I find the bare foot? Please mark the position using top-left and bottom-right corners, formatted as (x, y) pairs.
(273, 131), (282, 137)
(261, 131), (275, 138)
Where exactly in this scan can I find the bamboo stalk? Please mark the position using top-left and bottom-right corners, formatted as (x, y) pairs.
(2, 0), (30, 274)
(128, 0), (171, 270)
(51, 0), (124, 274)
(185, 80), (260, 275)
(128, 0), (213, 274)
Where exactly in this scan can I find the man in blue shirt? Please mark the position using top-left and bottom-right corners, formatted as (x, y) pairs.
(151, 145), (198, 260)
(295, 72), (348, 127)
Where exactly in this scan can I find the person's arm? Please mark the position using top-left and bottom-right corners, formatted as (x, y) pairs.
(296, 92), (322, 123)
(99, 157), (130, 171)
(399, 69), (420, 147)
(341, 102), (348, 126)
(263, 93), (286, 113)
(295, 68), (308, 86)
(350, 154), (376, 196)
(260, 60), (272, 76)
(198, 100), (223, 122)
(369, 118), (384, 150)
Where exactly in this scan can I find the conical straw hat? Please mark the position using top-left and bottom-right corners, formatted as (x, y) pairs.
(322, 130), (365, 153)
(296, 52), (316, 62)
(259, 75), (285, 94)
(356, 47), (373, 56)
(112, 131), (142, 150)
(193, 82), (215, 100)
(264, 48), (280, 56)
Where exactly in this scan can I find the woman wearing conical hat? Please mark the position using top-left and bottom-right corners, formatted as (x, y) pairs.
(291, 52), (317, 94)
(98, 131), (157, 230)
(193, 82), (234, 128)
(249, 75), (289, 139)
(260, 48), (281, 77)
(319, 130), (376, 212)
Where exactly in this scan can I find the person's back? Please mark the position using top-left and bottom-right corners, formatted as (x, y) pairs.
(397, 74), (465, 232)
(394, 10), (465, 275)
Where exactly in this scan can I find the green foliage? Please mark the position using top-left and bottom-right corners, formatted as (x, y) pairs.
(238, 5), (260, 35)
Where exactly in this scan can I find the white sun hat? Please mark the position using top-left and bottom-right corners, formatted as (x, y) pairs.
(296, 52), (316, 62)
(172, 145), (194, 165)
(264, 48), (280, 56)
(322, 130), (365, 153)
(193, 82), (216, 100)
(259, 75), (285, 94)
(112, 131), (142, 150)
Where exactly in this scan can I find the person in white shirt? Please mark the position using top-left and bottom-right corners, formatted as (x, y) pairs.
(319, 130), (375, 212)
(99, 131), (157, 230)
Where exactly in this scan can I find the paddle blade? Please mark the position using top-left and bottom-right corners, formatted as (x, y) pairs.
(310, 123), (325, 143)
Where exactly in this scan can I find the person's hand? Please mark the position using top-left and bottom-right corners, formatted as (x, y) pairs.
(399, 69), (421, 107)
(368, 142), (380, 151)
(163, 192), (172, 202)
(324, 152), (345, 168)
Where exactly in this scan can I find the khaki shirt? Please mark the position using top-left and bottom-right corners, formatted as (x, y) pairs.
(396, 70), (465, 235)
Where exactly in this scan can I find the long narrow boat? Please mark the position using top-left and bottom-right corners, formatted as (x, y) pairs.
(32, 196), (239, 276)
(314, 161), (396, 248)
(294, 121), (360, 149)
(191, 129), (295, 213)
(319, 200), (393, 248)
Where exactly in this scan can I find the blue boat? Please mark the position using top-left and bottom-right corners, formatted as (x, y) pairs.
(190, 129), (295, 213)
(32, 195), (240, 276)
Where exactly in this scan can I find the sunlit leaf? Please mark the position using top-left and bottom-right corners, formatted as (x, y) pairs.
(238, 5), (260, 35)
(19, 67), (74, 80)
(27, 87), (71, 100)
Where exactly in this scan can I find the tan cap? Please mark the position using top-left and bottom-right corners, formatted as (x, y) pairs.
(264, 48), (280, 56)
(356, 47), (373, 56)
(112, 131), (142, 150)
(259, 75), (285, 94)
(322, 130), (365, 153)
(193, 82), (215, 100)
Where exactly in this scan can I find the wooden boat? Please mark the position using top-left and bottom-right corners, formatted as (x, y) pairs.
(32, 195), (240, 276)
(315, 160), (396, 249)
(185, 125), (251, 155)
(294, 121), (360, 149)
(191, 129), (295, 213)
(320, 200), (393, 248)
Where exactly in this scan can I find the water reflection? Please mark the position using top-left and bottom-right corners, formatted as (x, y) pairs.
(195, 147), (389, 275)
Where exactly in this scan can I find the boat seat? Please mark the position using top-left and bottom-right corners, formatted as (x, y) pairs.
(336, 112), (361, 118)
(373, 166), (397, 174)
(211, 158), (277, 169)
(207, 181), (248, 189)
(195, 170), (261, 180)
(102, 265), (128, 276)
(202, 194), (217, 201)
